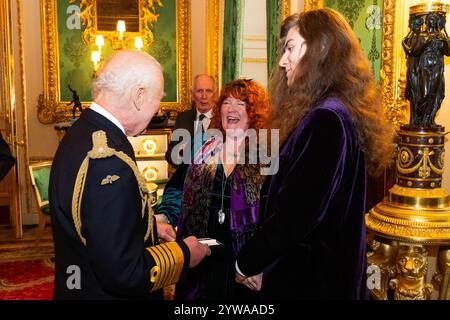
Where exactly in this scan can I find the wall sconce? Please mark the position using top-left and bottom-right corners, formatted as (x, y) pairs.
(91, 21), (146, 75)
(135, 36), (143, 51)
(95, 34), (104, 54)
(91, 50), (101, 73)
(116, 20), (126, 41)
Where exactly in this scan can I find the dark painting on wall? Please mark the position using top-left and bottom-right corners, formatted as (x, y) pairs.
(96, 0), (140, 32)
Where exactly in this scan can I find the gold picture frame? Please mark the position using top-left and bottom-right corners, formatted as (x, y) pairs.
(304, 0), (408, 130)
(38, 0), (192, 124)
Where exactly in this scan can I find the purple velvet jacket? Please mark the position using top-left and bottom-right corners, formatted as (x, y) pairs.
(236, 97), (368, 299)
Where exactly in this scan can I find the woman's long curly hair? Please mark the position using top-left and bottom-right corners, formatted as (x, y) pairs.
(270, 8), (393, 174)
(209, 79), (270, 135)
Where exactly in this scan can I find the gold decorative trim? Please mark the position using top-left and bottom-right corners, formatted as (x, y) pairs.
(410, 2), (449, 15)
(72, 0), (163, 48)
(206, 0), (221, 91)
(1, 0), (23, 237)
(397, 147), (444, 177)
(39, 0), (191, 123)
(398, 176), (441, 182)
(389, 194), (449, 209)
(366, 216), (450, 244)
(242, 57), (267, 63)
(400, 142), (444, 148)
(374, 202), (450, 222)
(304, 0), (323, 12)
(400, 130), (445, 137)
(244, 35), (266, 41)
(146, 242), (184, 291)
(381, 0), (406, 130)
(71, 0), (95, 45)
(304, 0), (405, 130)
(168, 0), (191, 113)
(281, 0), (291, 20)
(244, 47), (268, 50)
(16, 0), (31, 222)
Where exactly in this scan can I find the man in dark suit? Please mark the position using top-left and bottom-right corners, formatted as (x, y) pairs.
(0, 132), (15, 182)
(165, 74), (216, 166)
(49, 50), (210, 299)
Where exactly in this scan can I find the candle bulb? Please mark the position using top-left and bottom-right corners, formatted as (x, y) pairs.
(91, 51), (100, 70)
(117, 20), (126, 40)
(95, 35), (104, 54)
(134, 36), (143, 50)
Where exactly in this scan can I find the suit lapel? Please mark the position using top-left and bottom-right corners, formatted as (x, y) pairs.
(188, 108), (197, 138)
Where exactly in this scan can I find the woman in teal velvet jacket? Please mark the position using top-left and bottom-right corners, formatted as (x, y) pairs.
(156, 79), (271, 299)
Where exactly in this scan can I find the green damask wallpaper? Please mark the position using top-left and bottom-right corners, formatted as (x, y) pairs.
(325, 0), (383, 81)
(57, 0), (176, 102)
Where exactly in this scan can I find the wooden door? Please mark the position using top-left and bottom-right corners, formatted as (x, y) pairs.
(0, 0), (22, 237)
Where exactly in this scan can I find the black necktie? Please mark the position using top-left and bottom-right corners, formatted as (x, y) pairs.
(198, 114), (206, 135)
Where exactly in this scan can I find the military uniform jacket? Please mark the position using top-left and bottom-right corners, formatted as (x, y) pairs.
(50, 108), (189, 299)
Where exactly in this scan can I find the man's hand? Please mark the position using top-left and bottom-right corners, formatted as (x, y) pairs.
(235, 271), (246, 284)
(243, 273), (263, 291)
(183, 235), (211, 267)
(235, 272), (263, 291)
(156, 221), (176, 243)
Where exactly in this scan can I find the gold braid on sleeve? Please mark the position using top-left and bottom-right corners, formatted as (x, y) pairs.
(71, 130), (155, 246)
(146, 242), (185, 292)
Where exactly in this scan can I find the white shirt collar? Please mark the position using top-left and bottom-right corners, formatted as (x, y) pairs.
(90, 102), (126, 135)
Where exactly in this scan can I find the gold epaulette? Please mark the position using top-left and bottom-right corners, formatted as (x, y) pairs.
(71, 130), (154, 246)
(146, 242), (185, 292)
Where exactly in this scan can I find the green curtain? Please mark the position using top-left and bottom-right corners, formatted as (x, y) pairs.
(222, 0), (244, 87)
(266, 0), (281, 79)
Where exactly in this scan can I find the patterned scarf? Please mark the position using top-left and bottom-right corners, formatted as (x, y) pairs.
(177, 136), (265, 254)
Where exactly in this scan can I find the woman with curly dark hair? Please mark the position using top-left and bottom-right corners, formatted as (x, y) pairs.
(235, 9), (393, 299)
(156, 79), (271, 299)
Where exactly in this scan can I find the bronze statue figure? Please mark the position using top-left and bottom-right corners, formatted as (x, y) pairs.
(67, 84), (83, 119)
(403, 15), (424, 125)
(403, 12), (450, 127)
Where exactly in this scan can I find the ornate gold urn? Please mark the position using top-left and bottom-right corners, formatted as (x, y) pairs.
(366, 2), (450, 300)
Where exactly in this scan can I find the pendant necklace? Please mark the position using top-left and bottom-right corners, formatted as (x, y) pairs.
(218, 168), (228, 224)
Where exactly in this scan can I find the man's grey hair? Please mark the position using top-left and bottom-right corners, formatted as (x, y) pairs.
(92, 50), (162, 99)
(192, 74), (216, 92)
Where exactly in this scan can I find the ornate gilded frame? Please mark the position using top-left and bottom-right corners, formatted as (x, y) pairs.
(206, 0), (222, 88)
(38, 0), (191, 124)
(206, 0), (289, 88)
(281, 0), (291, 20)
(73, 0), (162, 48)
(304, 0), (407, 130)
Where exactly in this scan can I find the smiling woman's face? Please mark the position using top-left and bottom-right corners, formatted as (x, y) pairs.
(279, 27), (307, 86)
(220, 96), (249, 132)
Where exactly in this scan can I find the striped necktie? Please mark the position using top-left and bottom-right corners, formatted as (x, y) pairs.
(198, 114), (206, 135)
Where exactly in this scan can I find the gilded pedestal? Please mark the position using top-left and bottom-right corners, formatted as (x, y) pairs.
(366, 1), (450, 300)
(366, 127), (450, 300)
